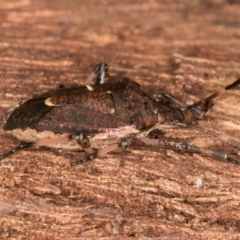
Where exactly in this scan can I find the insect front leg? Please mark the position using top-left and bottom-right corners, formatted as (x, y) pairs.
(139, 136), (240, 164)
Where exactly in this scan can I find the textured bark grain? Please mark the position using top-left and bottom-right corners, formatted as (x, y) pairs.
(1, 0), (240, 239)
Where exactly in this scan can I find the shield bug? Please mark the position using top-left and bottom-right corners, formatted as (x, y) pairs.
(1, 63), (240, 166)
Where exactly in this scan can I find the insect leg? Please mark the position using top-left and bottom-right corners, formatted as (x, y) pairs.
(140, 137), (240, 164)
(70, 138), (131, 166)
(173, 121), (240, 148)
(85, 63), (109, 85)
(0, 142), (33, 161)
(0, 134), (73, 161)
(71, 152), (98, 166)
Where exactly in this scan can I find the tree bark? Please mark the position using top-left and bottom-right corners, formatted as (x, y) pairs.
(1, 0), (240, 239)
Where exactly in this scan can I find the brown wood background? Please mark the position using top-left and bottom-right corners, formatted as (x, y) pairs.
(1, 0), (240, 239)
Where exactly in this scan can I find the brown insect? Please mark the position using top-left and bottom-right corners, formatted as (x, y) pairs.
(1, 63), (240, 166)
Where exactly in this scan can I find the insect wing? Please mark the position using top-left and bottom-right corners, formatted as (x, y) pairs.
(47, 84), (116, 115)
(2, 86), (84, 131)
(34, 103), (126, 134)
(3, 97), (52, 130)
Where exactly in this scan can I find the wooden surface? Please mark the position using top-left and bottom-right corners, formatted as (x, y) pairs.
(1, 0), (240, 239)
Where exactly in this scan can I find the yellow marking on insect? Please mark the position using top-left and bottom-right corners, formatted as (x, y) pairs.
(106, 90), (112, 94)
(86, 85), (94, 91)
(45, 98), (55, 106)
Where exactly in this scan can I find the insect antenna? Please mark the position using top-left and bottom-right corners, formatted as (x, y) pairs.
(186, 78), (240, 118)
(156, 78), (240, 119)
